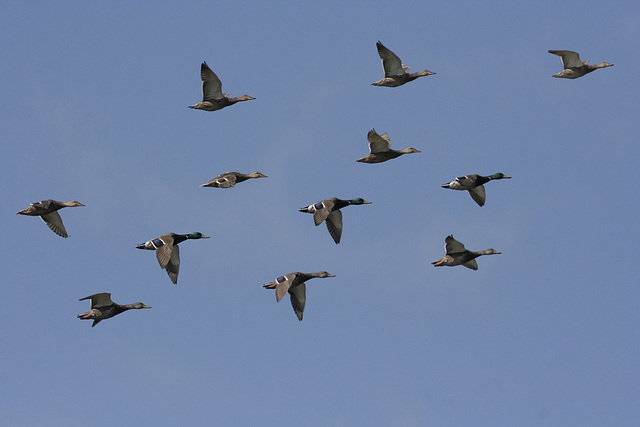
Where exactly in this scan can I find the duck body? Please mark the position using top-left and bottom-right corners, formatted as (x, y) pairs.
(441, 173), (510, 207)
(77, 293), (150, 327)
(372, 41), (435, 87)
(201, 171), (267, 188)
(356, 129), (420, 163)
(188, 61), (255, 111)
(136, 232), (210, 284)
(299, 197), (371, 244)
(431, 235), (501, 270)
(262, 271), (335, 321)
(16, 199), (85, 238)
(548, 50), (613, 79)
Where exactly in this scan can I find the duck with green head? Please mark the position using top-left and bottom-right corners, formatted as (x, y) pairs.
(299, 198), (371, 244)
(441, 173), (511, 207)
(136, 232), (210, 284)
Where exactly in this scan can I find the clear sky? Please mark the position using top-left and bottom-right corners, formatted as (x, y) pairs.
(2, 1), (639, 426)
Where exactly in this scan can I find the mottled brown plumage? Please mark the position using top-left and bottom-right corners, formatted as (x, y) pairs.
(77, 293), (150, 327)
(548, 50), (613, 79)
(431, 235), (501, 270)
(200, 171), (267, 188)
(188, 61), (255, 111)
(16, 199), (85, 238)
(372, 41), (435, 87)
(356, 129), (420, 163)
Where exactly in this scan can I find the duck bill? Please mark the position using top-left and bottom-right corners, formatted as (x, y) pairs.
(431, 260), (444, 266)
(201, 235), (211, 239)
(363, 201), (372, 204)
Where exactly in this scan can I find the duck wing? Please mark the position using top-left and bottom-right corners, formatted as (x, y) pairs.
(454, 175), (479, 188)
(40, 211), (68, 238)
(79, 292), (114, 308)
(325, 210), (343, 244)
(217, 173), (237, 188)
(467, 185), (486, 207)
(462, 259), (479, 270)
(154, 234), (174, 269)
(35, 199), (56, 211)
(165, 244), (180, 284)
(289, 283), (306, 321)
(376, 41), (405, 77)
(275, 273), (297, 302)
(367, 129), (391, 153)
(549, 50), (583, 69)
(201, 61), (224, 101)
(445, 235), (466, 254)
(313, 199), (335, 226)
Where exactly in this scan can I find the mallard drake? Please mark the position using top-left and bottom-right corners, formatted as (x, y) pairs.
(263, 271), (335, 321)
(431, 235), (501, 270)
(77, 293), (150, 327)
(200, 171), (267, 188)
(16, 199), (85, 238)
(136, 232), (210, 284)
(299, 198), (371, 244)
(356, 129), (421, 163)
(548, 50), (613, 79)
(441, 173), (511, 207)
(188, 61), (255, 111)
(372, 41), (435, 87)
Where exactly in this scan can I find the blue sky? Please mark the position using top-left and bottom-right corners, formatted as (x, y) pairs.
(2, 1), (639, 425)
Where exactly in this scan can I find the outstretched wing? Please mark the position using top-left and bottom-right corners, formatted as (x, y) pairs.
(165, 244), (180, 284)
(445, 235), (466, 254)
(289, 283), (306, 321)
(325, 210), (343, 244)
(155, 234), (175, 269)
(41, 211), (68, 238)
(548, 50), (583, 69)
(467, 185), (486, 207)
(275, 273), (297, 303)
(313, 199), (335, 226)
(201, 61), (224, 101)
(463, 260), (479, 270)
(79, 292), (114, 308)
(367, 129), (391, 153)
(376, 41), (405, 77)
